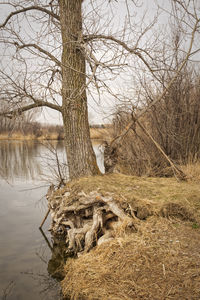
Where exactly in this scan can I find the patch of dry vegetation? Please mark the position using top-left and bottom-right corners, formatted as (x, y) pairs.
(58, 173), (200, 300)
(108, 67), (200, 178)
(0, 123), (64, 140)
(0, 132), (60, 140)
(90, 127), (112, 140)
(57, 173), (200, 216)
(181, 162), (200, 183)
(62, 216), (200, 300)
(0, 126), (112, 141)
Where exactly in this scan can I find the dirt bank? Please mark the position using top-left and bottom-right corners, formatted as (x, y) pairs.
(47, 174), (200, 300)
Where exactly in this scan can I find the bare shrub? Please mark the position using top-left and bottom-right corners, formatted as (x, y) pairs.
(111, 112), (171, 177)
(111, 70), (200, 177)
(148, 71), (200, 164)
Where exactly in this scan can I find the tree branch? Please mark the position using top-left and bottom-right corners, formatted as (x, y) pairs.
(14, 42), (61, 66)
(84, 34), (162, 80)
(84, 34), (141, 55)
(0, 5), (59, 29)
(0, 100), (61, 118)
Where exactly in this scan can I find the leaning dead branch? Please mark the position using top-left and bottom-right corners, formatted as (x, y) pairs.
(136, 119), (187, 180)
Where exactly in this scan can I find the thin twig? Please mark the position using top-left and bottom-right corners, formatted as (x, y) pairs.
(39, 208), (50, 229)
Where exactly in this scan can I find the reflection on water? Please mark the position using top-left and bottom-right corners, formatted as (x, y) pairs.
(0, 140), (104, 300)
(39, 227), (67, 281)
(47, 236), (69, 281)
(0, 179), (62, 300)
(0, 141), (42, 182)
(0, 140), (104, 183)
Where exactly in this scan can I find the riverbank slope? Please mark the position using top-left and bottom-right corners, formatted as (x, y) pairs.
(49, 173), (200, 300)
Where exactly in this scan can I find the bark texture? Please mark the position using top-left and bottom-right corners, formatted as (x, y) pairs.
(59, 0), (100, 179)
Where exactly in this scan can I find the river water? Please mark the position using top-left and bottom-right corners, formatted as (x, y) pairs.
(0, 140), (104, 300)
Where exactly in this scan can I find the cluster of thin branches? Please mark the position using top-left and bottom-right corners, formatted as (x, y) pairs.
(112, 63), (200, 177)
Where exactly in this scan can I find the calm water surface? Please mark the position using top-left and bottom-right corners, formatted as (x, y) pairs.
(0, 140), (104, 300)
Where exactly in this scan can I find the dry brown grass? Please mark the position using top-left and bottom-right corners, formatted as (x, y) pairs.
(62, 216), (200, 300)
(60, 173), (200, 300)
(62, 217), (200, 300)
(58, 173), (200, 216)
(180, 162), (200, 183)
(0, 132), (60, 140)
(0, 127), (111, 141)
(90, 128), (112, 140)
(0, 133), (34, 140)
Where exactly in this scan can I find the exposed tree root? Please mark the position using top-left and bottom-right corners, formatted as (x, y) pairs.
(47, 190), (136, 255)
(46, 179), (198, 257)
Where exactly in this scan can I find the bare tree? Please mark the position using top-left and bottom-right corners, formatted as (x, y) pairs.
(0, 0), (199, 179)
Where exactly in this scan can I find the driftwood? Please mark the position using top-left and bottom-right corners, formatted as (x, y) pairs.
(47, 190), (136, 255)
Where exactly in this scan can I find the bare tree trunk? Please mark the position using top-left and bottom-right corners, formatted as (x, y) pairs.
(59, 0), (100, 179)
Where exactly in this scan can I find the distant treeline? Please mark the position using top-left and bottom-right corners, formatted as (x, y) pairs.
(0, 117), (110, 140)
(0, 119), (65, 140)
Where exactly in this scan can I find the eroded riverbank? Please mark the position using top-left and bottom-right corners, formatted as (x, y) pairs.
(47, 173), (200, 300)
